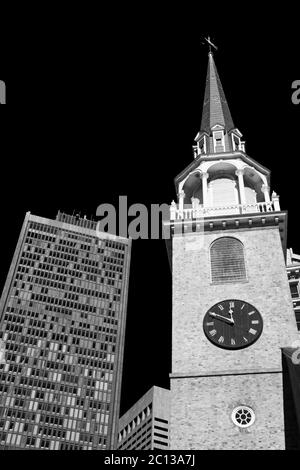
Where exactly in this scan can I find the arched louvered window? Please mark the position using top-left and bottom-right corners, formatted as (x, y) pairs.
(210, 237), (246, 283)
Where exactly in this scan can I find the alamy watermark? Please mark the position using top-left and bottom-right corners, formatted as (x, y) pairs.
(0, 81), (6, 104)
(95, 196), (205, 244)
(291, 80), (300, 105)
(96, 197), (171, 240)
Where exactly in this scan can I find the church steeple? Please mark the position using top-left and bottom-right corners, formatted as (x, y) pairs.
(194, 52), (245, 157)
(200, 52), (235, 134)
(167, 39), (297, 452)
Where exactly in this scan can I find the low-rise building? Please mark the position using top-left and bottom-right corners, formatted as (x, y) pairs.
(118, 386), (170, 450)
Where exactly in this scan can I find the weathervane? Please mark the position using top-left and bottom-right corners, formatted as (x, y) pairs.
(201, 36), (218, 53)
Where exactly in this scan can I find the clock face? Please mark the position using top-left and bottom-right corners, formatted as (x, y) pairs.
(203, 299), (263, 350)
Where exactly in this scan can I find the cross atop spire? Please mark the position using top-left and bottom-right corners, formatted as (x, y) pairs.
(202, 36), (218, 54)
(200, 52), (235, 135)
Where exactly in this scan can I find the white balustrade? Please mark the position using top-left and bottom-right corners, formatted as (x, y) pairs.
(169, 199), (279, 221)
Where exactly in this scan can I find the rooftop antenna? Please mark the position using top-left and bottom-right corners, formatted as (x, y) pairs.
(201, 36), (218, 54)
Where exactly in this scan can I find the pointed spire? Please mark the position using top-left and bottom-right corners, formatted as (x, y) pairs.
(200, 52), (235, 134)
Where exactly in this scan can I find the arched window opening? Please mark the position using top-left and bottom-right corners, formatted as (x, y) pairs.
(210, 237), (246, 283)
(244, 186), (257, 205)
(208, 178), (238, 207)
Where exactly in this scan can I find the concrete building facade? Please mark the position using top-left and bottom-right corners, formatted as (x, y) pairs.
(118, 386), (170, 450)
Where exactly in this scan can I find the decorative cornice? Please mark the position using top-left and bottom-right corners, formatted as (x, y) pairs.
(164, 210), (288, 260)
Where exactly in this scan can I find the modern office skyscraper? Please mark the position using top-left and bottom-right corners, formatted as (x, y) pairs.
(118, 386), (170, 450)
(0, 211), (131, 450)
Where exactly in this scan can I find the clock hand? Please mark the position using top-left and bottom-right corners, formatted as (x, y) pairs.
(209, 312), (234, 324)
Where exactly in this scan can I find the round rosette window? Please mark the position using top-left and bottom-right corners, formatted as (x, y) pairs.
(231, 406), (255, 428)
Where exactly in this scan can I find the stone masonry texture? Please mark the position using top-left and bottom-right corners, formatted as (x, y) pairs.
(170, 373), (284, 450)
(170, 225), (299, 449)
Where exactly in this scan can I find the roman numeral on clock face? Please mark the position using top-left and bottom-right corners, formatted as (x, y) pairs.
(204, 300), (263, 350)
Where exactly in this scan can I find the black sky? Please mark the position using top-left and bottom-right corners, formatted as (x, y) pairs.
(0, 19), (299, 418)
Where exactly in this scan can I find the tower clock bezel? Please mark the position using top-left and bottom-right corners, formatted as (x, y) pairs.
(203, 299), (263, 350)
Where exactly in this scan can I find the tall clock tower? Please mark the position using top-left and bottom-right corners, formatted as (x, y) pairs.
(166, 51), (299, 450)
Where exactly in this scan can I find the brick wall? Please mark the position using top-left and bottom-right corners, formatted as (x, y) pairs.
(170, 225), (299, 449)
(172, 227), (299, 375)
(170, 373), (285, 449)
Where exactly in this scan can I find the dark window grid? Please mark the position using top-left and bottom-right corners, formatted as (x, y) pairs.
(26, 279), (67, 292)
(5, 409), (36, 422)
(20, 253), (42, 262)
(153, 439), (168, 447)
(54, 246), (80, 256)
(133, 428), (152, 447)
(139, 438), (152, 450)
(3, 314), (25, 325)
(25, 234), (56, 243)
(2, 322), (24, 334)
(153, 431), (168, 440)
(29, 293), (99, 314)
(290, 282), (299, 298)
(5, 364), (23, 374)
(132, 429), (152, 449)
(288, 271), (300, 280)
(31, 272), (68, 283)
(0, 370), (23, 385)
(295, 310), (300, 330)
(19, 378), (57, 391)
(154, 417), (168, 424)
(14, 308), (39, 320)
(22, 327), (48, 338)
(120, 416), (152, 445)
(7, 335), (38, 346)
(27, 229), (57, 239)
(28, 222), (57, 233)
(123, 428), (151, 446)
(39, 418), (82, 430)
(3, 345), (26, 358)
